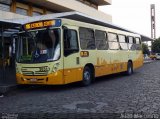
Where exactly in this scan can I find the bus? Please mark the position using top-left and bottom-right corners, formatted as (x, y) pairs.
(16, 18), (143, 86)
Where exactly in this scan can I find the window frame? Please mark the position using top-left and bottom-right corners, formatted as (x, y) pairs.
(118, 34), (127, 43)
(135, 37), (142, 50)
(95, 29), (108, 50)
(107, 32), (119, 50)
(63, 28), (79, 56)
(79, 27), (96, 50)
(135, 37), (141, 44)
(127, 36), (137, 50)
(128, 36), (135, 44)
(118, 34), (128, 50)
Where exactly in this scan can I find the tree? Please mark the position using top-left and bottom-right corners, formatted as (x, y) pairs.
(142, 43), (149, 55)
(151, 37), (160, 53)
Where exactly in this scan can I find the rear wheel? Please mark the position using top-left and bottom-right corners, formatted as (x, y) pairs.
(81, 66), (93, 86)
(125, 62), (133, 75)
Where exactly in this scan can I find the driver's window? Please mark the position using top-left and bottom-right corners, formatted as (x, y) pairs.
(64, 29), (79, 50)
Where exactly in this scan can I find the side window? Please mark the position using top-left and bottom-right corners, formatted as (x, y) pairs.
(128, 36), (134, 43)
(95, 30), (108, 50)
(135, 37), (141, 44)
(118, 34), (128, 50)
(79, 27), (95, 50)
(108, 33), (119, 50)
(128, 36), (136, 50)
(64, 29), (79, 50)
(135, 37), (142, 50)
(108, 33), (118, 42)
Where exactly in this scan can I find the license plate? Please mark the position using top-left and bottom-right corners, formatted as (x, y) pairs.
(30, 78), (37, 82)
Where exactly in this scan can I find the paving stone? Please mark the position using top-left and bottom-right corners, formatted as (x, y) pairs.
(0, 61), (160, 118)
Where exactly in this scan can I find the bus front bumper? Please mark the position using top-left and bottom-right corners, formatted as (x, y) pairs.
(16, 71), (64, 85)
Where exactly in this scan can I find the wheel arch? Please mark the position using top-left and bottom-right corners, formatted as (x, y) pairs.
(128, 60), (133, 67)
(84, 63), (95, 77)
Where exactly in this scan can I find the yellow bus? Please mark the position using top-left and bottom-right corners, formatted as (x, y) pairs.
(16, 18), (143, 86)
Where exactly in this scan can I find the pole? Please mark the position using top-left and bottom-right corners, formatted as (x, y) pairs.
(151, 4), (156, 39)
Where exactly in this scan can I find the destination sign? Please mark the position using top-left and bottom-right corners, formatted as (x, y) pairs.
(24, 19), (61, 30)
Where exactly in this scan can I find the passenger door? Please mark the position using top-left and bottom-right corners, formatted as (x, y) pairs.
(63, 26), (82, 84)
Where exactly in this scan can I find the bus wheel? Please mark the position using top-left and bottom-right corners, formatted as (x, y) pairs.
(81, 66), (92, 86)
(126, 62), (133, 75)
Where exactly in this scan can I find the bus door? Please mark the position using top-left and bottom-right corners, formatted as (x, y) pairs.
(63, 26), (81, 84)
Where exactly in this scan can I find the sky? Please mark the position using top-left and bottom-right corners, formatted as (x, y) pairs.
(99, 0), (160, 39)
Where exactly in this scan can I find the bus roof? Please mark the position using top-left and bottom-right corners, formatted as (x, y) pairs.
(10, 11), (153, 41)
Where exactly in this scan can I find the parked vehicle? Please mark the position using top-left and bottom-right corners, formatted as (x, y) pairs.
(155, 53), (160, 60)
(150, 53), (160, 60)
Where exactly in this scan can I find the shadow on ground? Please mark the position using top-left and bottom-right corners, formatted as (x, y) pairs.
(4, 71), (140, 97)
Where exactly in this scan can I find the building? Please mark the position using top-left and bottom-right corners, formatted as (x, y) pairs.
(0, 0), (112, 22)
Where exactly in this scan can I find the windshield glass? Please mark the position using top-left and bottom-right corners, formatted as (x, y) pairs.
(16, 28), (60, 63)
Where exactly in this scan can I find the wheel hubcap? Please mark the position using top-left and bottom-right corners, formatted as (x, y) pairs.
(128, 66), (132, 74)
(84, 71), (90, 81)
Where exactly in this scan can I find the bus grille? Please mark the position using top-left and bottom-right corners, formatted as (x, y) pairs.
(21, 67), (48, 76)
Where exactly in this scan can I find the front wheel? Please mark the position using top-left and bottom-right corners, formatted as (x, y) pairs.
(81, 66), (92, 86)
(125, 62), (133, 75)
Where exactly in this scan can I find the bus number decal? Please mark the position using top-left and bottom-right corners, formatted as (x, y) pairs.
(80, 51), (89, 57)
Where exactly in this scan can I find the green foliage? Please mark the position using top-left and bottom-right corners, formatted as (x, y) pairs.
(142, 43), (149, 55)
(151, 38), (160, 53)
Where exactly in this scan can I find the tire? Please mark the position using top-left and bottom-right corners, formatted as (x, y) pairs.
(125, 62), (133, 75)
(81, 66), (93, 86)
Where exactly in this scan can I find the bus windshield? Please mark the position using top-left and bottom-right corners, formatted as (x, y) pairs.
(16, 28), (60, 63)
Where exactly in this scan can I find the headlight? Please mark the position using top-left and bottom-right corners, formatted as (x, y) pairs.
(16, 67), (19, 73)
(52, 63), (60, 72)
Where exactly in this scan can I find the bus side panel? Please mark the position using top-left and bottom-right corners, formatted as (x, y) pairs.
(62, 26), (83, 84)
(114, 50), (129, 73)
(95, 50), (112, 77)
(133, 51), (144, 69)
(92, 50), (129, 78)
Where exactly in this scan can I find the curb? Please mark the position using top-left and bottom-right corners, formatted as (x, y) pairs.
(144, 60), (154, 64)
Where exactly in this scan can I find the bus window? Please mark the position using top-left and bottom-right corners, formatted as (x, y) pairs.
(95, 30), (108, 50)
(108, 32), (118, 42)
(135, 37), (142, 50)
(128, 36), (136, 50)
(118, 34), (128, 50)
(128, 36), (134, 43)
(79, 27), (95, 50)
(64, 29), (79, 56)
(16, 29), (61, 63)
(135, 37), (141, 44)
(108, 32), (119, 50)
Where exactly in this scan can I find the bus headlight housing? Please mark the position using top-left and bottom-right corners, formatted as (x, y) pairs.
(52, 63), (60, 72)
